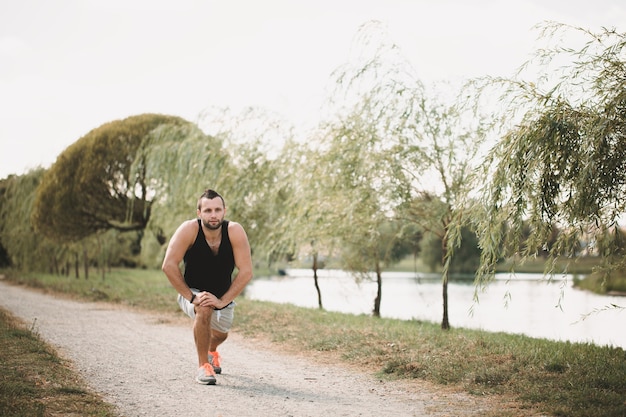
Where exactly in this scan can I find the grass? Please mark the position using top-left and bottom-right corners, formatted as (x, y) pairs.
(9, 267), (178, 312)
(235, 299), (626, 417)
(494, 255), (601, 276)
(0, 306), (117, 417)
(498, 256), (626, 295)
(574, 270), (626, 295)
(2, 267), (626, 417)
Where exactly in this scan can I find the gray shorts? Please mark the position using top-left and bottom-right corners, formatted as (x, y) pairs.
(177, 289), (235, 333)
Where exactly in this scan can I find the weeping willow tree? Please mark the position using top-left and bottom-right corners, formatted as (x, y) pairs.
(32, 114), (190, 245)
(197, 106), (298, 267)
(210, 107), (297, 259)
(210, 124), (342, 310)
(129, 121), (229, 267)
(314, 108), (405, 317)
(476, 23), (626, 294)
(228, 128), (346, 310)
(0, 169), (86, 275)
(0, 169), (58, 272)
(132, 106), (295, 268)
(329, 21), (490, 328)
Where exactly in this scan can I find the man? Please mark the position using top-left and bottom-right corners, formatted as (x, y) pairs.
(162, 189), (253, 385)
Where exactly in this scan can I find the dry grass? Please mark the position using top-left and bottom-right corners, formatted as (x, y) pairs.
(0, 307), (117, 417)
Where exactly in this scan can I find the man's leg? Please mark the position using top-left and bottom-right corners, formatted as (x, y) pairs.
(190, 303), (217, 385)
(177, 292), (217, 384)
(194, 306), (213, 366)
(209, 330), (228, 352)
(208, 304), (235, 374)
(208, 330), (227, 373)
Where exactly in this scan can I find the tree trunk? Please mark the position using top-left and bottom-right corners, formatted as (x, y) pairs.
(51, 255), (59, 275)
(441, 233), (450, 330)
(96, 235), (106, 281)
(312, 252), (323, 309)
(441, 274), (450, 329)
(83, 243), (89, 280)
(373, 259), (382, 317)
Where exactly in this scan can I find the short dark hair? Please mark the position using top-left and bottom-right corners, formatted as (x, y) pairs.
(197, 189), (225, 210)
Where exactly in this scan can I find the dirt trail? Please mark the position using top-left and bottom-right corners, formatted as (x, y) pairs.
(0, 280), (522, 417)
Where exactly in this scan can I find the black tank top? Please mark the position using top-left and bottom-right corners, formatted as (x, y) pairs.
(183, 219), (235, 298)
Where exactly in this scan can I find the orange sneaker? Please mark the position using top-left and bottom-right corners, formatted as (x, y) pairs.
(196, 363), (216, 385)
(208, 351), (222, 374)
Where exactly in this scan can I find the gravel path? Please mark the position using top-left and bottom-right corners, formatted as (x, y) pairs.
(0, 280), (522, 417)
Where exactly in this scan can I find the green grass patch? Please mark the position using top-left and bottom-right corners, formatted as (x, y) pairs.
(234, 298), (626, 417)
(4, 268), (178, 313)
(575, 270), (626, 295)
(0, 307), (116, 417)
(495, 255), (600, 275)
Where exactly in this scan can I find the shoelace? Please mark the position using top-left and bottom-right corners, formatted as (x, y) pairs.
(201, 363), (216, 376)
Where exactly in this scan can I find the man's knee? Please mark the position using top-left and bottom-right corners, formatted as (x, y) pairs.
(194, 305), (213, 323)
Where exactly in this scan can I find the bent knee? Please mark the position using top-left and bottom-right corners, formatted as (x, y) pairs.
(194, 305), (214, 320)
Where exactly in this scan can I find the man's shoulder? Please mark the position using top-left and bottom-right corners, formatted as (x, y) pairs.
(226, 221), (249, 243)
(181, 218), (200, 229)
(166, 219), (199, 250)
(175, 219), (200, 237)
(226, 220), (245, 232)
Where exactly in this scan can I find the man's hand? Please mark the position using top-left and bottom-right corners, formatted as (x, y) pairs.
(195, 291), (224, 309)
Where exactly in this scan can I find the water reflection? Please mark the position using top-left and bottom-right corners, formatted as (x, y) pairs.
(245, 269), (625, 349)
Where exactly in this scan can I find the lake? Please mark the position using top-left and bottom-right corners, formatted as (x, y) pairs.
(245, 269), (625, 349)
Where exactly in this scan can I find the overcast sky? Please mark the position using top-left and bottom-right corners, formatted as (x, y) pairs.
(1, 0), (624, 179)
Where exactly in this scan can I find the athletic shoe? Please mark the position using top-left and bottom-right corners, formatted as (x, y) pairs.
(208, 351), (222, 374)
(196, 363), (217, 385)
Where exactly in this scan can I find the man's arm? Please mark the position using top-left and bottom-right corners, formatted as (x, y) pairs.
(162, 220), (196, 302)
(216, 221), (253, 308)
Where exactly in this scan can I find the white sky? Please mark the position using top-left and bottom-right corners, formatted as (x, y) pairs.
(1, 0), (624, 179)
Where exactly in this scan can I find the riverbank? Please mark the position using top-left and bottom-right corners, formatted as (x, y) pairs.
(1, 268), (625, 417)
(247, 269), (626, 348)
(386, 255), (626, 295)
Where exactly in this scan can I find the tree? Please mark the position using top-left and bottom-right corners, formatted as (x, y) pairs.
(421, 225), (481, 274)
(340, 219), (410, 315)
(331, 21), (490, 328)
(133, 107), (295, 269)
(0, 169), (63, 272)
(198, 106), (343, 309)
(316, 96), (411, 317)
(127, 120), (229, 267)
(32, 114), (190, 243)
(270, 137), (342, 310)
(476, 23), (626, 289)
(0, 177), (11, 268)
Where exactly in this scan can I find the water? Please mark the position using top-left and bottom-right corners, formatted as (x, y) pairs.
(245, 269), (626, 349)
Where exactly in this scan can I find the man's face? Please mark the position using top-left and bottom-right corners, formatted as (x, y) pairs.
(197, 197), (225, 230)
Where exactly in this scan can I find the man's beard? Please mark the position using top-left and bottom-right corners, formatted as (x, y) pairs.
(203, 219), (224, 230)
